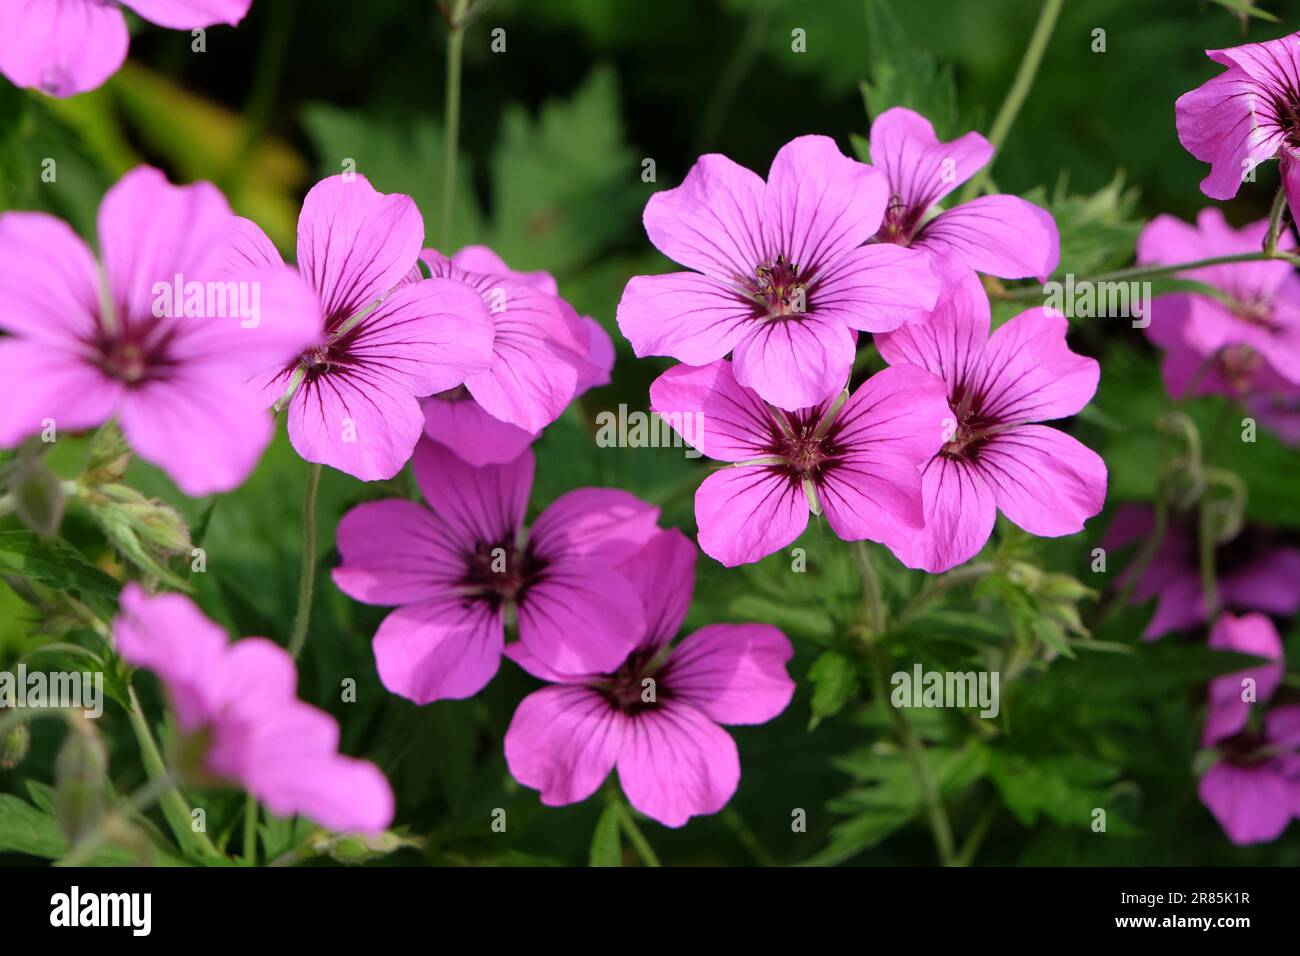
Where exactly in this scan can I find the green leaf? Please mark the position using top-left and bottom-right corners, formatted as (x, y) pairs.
(588, 802), (622, 867)
(859, 0), (960, 137)
(988, 751), (1122, 829)
(0, 531), (119, 615)
(487, 67), (639, 275)
(807, 651), (859, 730)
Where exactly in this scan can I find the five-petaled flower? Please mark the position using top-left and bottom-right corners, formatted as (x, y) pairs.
(875, 264), (1107, 573)
(504, 528), (795, 827)
(227, 175), (495, 481)
(114, 583), (395, 834)
(332, 438), (661, 703)
(618, 134), (940, 411)
(867, 107), (1060, 281)
(650, 357), (950, 567)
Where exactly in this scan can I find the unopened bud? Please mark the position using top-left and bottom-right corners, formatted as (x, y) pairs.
(55, 719), (108, 843)
(1, 718), (30, 769)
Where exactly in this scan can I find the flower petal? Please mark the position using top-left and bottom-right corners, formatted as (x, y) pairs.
(0, 211), (102, 344)
(1198, 762), (1293, 845)
(886, 454), (997, 573)
(812, 242), (941, 332)
(0, 339), (118, 446)
(412, 439), (532, 548)
(616, 701), (740, 827)
(296, 174), (423, 322)
(972, 308), (1100, 424)
(528, 487), (661, 563)
(643, 153), (767, 281)
(731, 312), (855, 411)
(618, 528), (697, 649)
(505, 685), (623, 806)
(918, 194), (1060, 281)
(0, 0), (128, 97)
(121, 0), (252, 29)
(665, 623), (794, 725)
(649, 359), (775, 462)
(870, 106), (992, 210)
(616, 270), (754, 364)
(332, 500), (464, 606)
(372, 597), (504, 704)
(695, 467), (808, 567)
(516, 556), (646, 675)
(422, 395), (538, 466)
(976, 425), (1107, 538)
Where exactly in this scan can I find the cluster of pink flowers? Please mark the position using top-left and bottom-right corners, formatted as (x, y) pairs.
(625, 114), (1104, 573)
(1127, 27), (1300, 845)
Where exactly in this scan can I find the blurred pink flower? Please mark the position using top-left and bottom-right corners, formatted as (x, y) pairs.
(228, 176), (495, 481)
(114, 583), (394, 834)
(504, 529), (794, 828)
(867, 107), (1059, 281)
(332, 438), (660, 703)
(1138, 209), (1300, 386)
(1197, 613), (1300, 845)
(875, 266), (1106, 572)
(618, 134), (940, 411)
(1175, 31), (1300, 216)
(650, 357), (949, 567)
(1103, 504), (1300, 639)
(418, 246), (614, 466)
(0, 0), (252, 97)
(0, 165), (317, 495)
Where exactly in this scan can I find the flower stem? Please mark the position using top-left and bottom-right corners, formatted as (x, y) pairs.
(960, 0), (1063, 202)
(440, 0), (471, 249)
(56, 771), (178, 867)
(125, 685), (221, 861)
(851, 540), (886, 637)
(287, 462), (322, 660)
(612, 796), (661, 867)
(1198, 496), (1221, 621)
(1265, 186), (1289, 255)
(242, 793), (259, 864)
(997, 249), (1300, 300)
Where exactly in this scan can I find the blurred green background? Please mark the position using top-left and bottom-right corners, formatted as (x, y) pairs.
(2, 0), (1300, 866)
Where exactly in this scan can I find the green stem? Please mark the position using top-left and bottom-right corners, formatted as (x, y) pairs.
(612, 797), (661, 867)
(1265, 186), (1288, 255)
(223, 0), (297, 196)
(998, 249), (1300, 300)
(125, 686), (220, 861)
(895, 562), (995, 628)
(242, 793), (259, 864)
(287, 462), (322, 660)
(57, 772), (177, 867)
(851, 540), (885, 637)
(960, 0), (1063, 201)
(1198, 501), (1220, 622)
(954, 800), (997, 867)
(440, 0), (471, 249)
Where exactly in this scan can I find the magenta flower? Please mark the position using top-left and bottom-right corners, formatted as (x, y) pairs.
(1104, 504), (1300, 639)
(0, 166), (317, 495)
(649, 358), (949, 567)
(0, 0), (252, 97)
(228, 176), (495, 481)
(332, 438), (661, 704)
(114, 583), (394, 834)
(504, 529), (794, 828)
(618, 135), (940, 411)
(1175, 31), (1300, 215)
(875, 266), (1106, 572)
(867, 107), (1059, 281)
(1138, 209), (1300, 388)
(418, 246), (614, 466)
(1197, 613), (1300, 845)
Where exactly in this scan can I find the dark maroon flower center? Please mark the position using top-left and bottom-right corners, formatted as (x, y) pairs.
(462, 540), (548, 610)
(1232, 298), (1278, 332)
(878, 193), (923, 245)
(595, 646), (669, 715)
(939, 390), (997, 462)
(744, 254), (811, 319)
(1217, 729), (1274, 768)
(92, 323), (177, 386)
(761, 409), (843, 486)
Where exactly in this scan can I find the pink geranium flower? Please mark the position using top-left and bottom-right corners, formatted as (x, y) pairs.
(0, 0), (252, 97)
(0, 166), (317, 495)
(1175, 31), (1300, 215)
(504, 529), (794, 828)
(1197, 613), (1300, 845)
(1138, 209), (1300, 388)
(114, 583), (394, 834)
(618, 135), (940, 411)
(867, 107), (1059, 281)
(227, 176), (495, 481)
(418, 246), (614, 466)
(332, 438), (661, 703)
(875, 266), (1106, 572)
(1104, 504), (1300, 639)
(649, 358), (950, 567)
